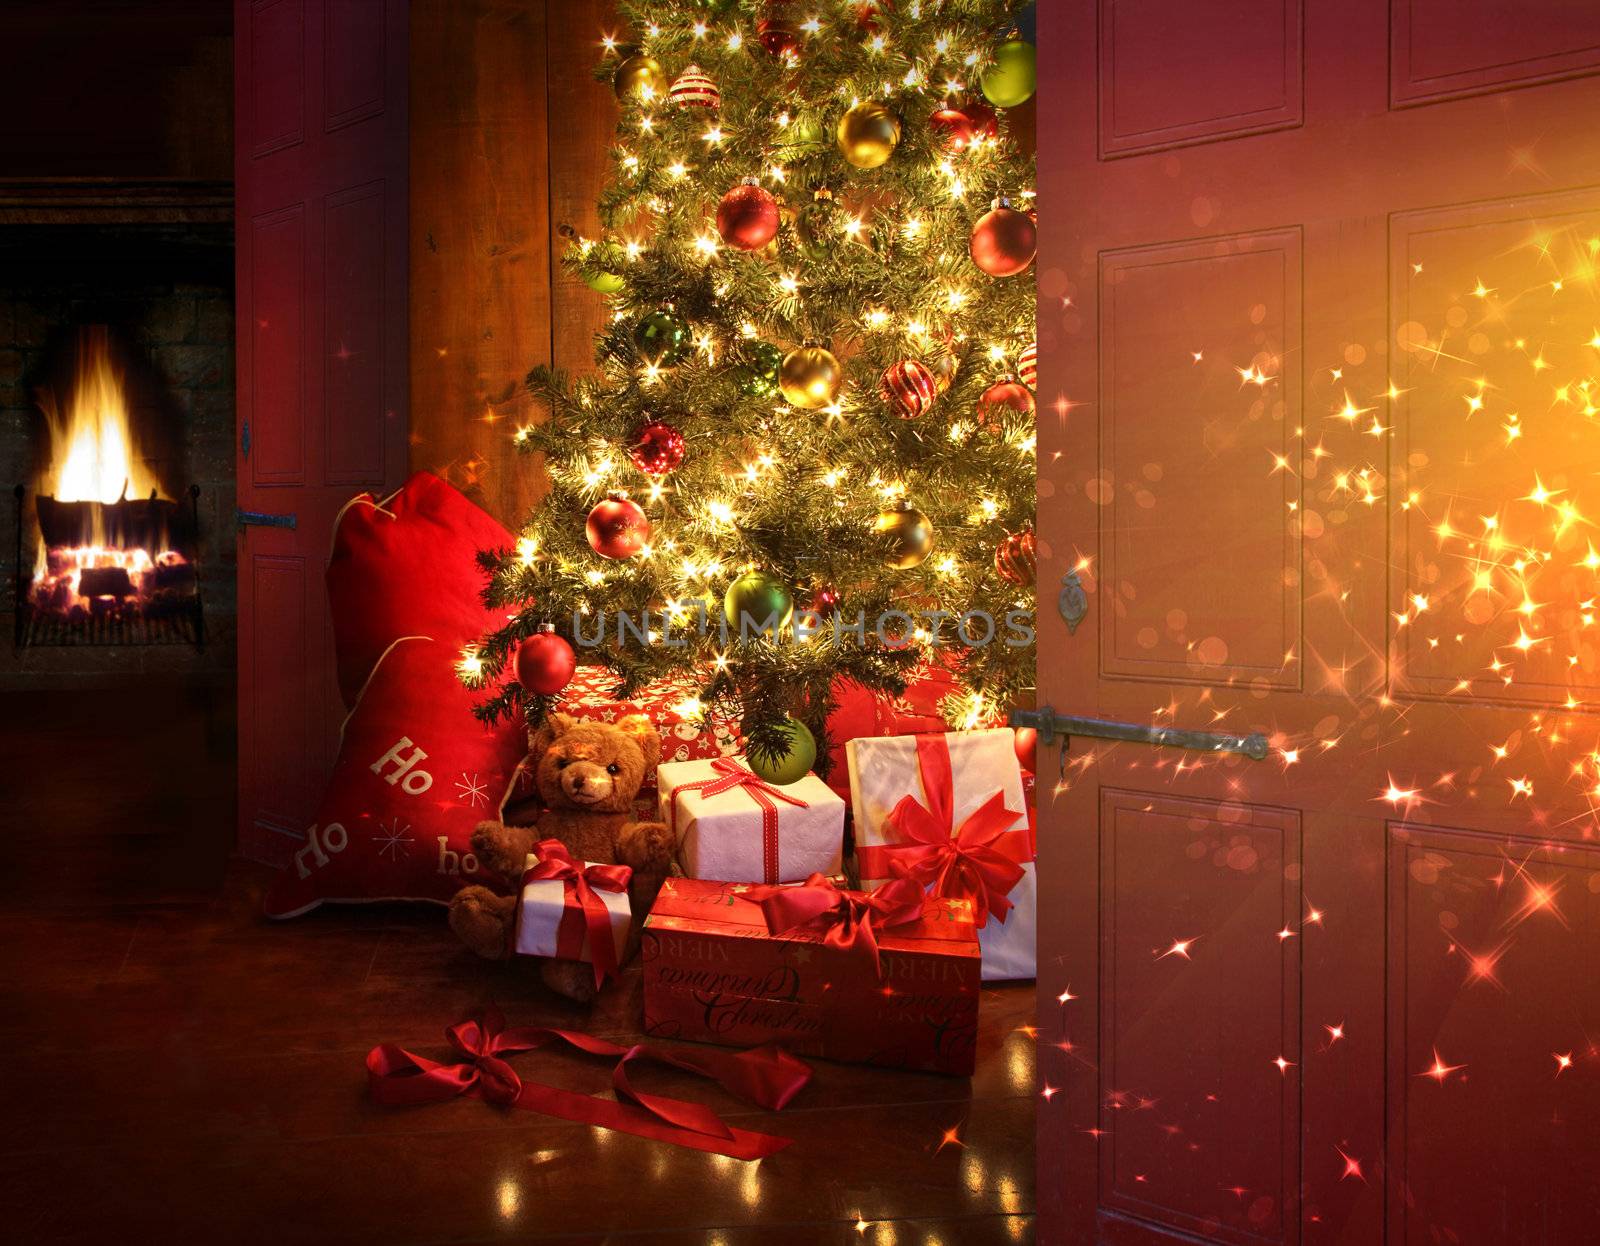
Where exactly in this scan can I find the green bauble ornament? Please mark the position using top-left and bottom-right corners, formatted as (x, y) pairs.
(748, 718), (817, 786)
(980, 39), (1036, 108)
(739, 341), (784, 397)
(634, 310), (689, 365)
(795, 188), (837, 261)
(780, 115), (828, 158)
(723, 570), (793, 632)
(585, 270), (625, 294)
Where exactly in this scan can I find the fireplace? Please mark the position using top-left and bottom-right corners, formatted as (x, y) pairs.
(17, 326), (205, 646)
(0, 181), (234, 686)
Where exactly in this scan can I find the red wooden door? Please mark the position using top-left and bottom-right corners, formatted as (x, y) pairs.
(1036, 3), (1600, 1243)
(235, 0), (408, 863)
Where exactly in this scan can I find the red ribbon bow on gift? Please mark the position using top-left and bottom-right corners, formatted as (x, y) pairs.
(366, 1007), (811, 1161)
(669, 757), (810, 885)
(756, 873), (928, 978)
(862, 735), (1027, 928)
(521, 839), (633, 989)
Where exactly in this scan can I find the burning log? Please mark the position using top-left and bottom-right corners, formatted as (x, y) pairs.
(77, 567), (135, 599)
(34, 490), (198, 559)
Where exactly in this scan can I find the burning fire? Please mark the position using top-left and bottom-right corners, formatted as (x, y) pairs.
(30, 328), (188, 614)
(39, 326), (162, 504)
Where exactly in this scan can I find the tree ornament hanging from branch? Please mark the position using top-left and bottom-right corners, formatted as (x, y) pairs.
(880, 359), (939, 419)
(586, 492), (651, 559)
(627, 420), (686, 476)
(874, 500), (935, 569)
(837, 101), (901, 169)
(779, 344), (842, 409)
(978, 376), (1036, 430)
(970, 196), (1036, 277)
(514, 625), (577, 696)
(756, 2), (802, 58)
(1018, 341), (1038, 390)
(980, 37), (1037, 109)
(634, 310), (690, 365)
(669, 64), (721, 110)
(613, 53), (666, 103)
(994, 528), (1037, 587)
(717, 179), (781, 251)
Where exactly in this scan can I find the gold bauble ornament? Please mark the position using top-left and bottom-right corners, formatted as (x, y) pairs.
(779, 345), (842, 409)
(930, 349), (959, 394)
(874, 501), (935, 569)
(613, 54), (667, 103)
(836, 101), (901, 169)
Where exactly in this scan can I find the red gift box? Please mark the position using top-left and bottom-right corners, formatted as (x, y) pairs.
(640, 876), (981, 1076)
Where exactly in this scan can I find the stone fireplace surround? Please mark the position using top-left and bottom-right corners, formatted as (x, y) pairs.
(0, 179), (234, 689)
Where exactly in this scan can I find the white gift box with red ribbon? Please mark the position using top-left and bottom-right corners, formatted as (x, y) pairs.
(846, 728), (1036, 982)
(657, 756), (846, 884)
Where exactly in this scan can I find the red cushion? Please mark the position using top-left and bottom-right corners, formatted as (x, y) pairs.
(264, 637), (527, 919)
(327, 471), (514, 707)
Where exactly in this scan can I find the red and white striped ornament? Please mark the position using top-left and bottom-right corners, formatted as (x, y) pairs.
(994, 528), (1037, 587)
(1018, 342), (1037, 390)
(879, 358), (939, 419)
(669, 64), (721, 110)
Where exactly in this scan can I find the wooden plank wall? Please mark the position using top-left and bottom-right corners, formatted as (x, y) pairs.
(409, 0), (617, 526)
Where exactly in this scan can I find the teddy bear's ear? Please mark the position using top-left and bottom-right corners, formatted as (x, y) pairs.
(528, 712), (579, 762)
(615, 713), (662, 770)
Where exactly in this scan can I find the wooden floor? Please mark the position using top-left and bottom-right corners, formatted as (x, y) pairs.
(0, 684), (1037, 1244)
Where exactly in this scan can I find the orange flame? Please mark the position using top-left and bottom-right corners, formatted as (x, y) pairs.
(37, 326), (163, 504)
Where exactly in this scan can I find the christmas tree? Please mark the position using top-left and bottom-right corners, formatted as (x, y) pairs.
(469, 0), (1037, 781)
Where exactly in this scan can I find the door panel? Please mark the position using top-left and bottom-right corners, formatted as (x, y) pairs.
(1100, 791), (1301, 1246)
(1038, 2), (1600, 1242)
(1100, 231), (1302, 688)
(1097, 0), (1303, 157)
(1387, 824), (1600, 1244)
(1391, 2), (1600, 106)
(236, 0), (408, 863)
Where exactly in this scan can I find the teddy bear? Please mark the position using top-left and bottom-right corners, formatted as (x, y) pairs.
(448, 711), (676, 1002)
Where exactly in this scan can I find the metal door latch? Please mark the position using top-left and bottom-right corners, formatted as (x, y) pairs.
(1010, 706), (1269, 778)
(236, 509), (297, 530)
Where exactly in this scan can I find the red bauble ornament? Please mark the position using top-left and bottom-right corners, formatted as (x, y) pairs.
(970, 198), (1037, 277)
(930, 107), (979, 152)
(669, 64), (721, 110)
(1018, 341), (1038, 390)
(627, 419), (686, 476)
(586, 491), (651, 559)
(879, 358), (939, 418)
(806, 583), (841, 615)
(978, 376), (1036, 430)
(994, 528), (1037, 586)
(514, 626), (577, 696)
(717, 179), (781, 251)
(757, 3), (802, 57)
(1014, 726), (1038, 772)
(966, 99), (1000, 138)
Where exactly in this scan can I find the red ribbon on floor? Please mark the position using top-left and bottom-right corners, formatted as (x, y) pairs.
(366, 1008), (810, 1161)
(756, 873), (927, 978)
(521, 840), (632, 988)
(668, 757), (809, 884)
(856, 735), (1027, 928)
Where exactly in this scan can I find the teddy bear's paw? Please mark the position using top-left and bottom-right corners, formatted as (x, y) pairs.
(618, 819), (676, 875)
(539, 956), (599, 1005)
(470, 821), (533, 879)
(448, 885), (517, 960)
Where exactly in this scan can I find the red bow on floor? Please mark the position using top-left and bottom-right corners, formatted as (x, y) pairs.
(366, 1008), (811, 1161)
(865, 735), (1027, 928)
(668, 757), (810, 885)
(521, 839), (633, 988)
(756, 873), (927, 978)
